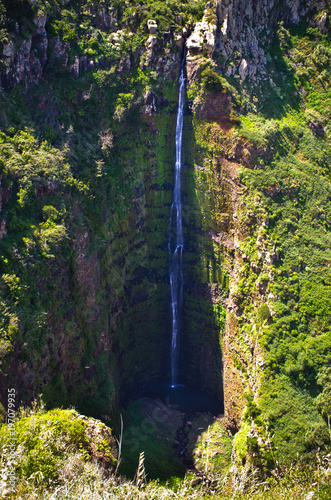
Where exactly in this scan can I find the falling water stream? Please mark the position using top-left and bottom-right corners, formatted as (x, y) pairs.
(132, 53), (223, 413)
(169, 57), (185, 387)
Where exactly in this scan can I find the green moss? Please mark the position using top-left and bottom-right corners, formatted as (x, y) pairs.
(233, 421), (250, 464)
(192, 418), (233, 475)
(119, 399), (186, 480)
(0, 408), (88, 482)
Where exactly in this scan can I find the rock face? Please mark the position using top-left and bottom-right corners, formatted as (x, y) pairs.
(186, 3), (217, 80)
(0, 0), (324, 90)
(194, 91), (232, 122)
(186, 4), (217, 58)
(147, 19), (158, 34)
(317, 11), (328, 33)
(238, 59), (248, 81)
(0, 6), (119, 90)
(1, 13), (48, 90)
(186, 0), (327, 80)
(144, 90), (158, 115)
(80, 414), (118, 470)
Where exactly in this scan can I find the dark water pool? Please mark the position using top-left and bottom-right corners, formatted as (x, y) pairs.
(134, 380), (223, 415)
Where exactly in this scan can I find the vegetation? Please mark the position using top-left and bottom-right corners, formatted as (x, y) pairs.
(0, 0), (330, 497)
(0, 401), (117, 497)
(227, 17), (331, 466)
(1, 403), (331, 499)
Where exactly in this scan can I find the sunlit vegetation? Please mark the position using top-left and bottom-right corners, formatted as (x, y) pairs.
(234, 19), (331, 465)
(0, 0), (330, 497)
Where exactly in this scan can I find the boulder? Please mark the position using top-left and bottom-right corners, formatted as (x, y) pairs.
(3, 41), (14, 59)
(238, 58), (249, 80)
(144, 90), (157, 115)
(186, 3), (217, 58)
(147, 19), (158, 34)
(317, 12), (328, 33)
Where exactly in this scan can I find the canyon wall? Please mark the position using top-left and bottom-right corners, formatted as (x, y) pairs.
(0, 0), (330, 472)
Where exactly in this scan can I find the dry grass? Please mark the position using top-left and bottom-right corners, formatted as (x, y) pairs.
(1, 452), (331, 500)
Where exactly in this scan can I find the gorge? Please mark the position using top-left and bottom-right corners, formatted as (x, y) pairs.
(0, 0), (330, 498)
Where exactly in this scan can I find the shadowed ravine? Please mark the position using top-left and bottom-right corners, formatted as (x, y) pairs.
(119, 59), (224, 479)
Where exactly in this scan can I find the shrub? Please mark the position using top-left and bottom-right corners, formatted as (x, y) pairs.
(277, 21), (291, 50)
(0, 406), (117, 488)
(201, 68), (223, 93)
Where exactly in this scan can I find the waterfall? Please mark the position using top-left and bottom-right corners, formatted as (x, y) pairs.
(169, 56), (185, 388)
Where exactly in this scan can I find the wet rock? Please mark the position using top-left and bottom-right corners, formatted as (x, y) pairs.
(144, 90), (157, 115)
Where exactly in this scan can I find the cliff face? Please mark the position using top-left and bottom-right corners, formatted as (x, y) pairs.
(183, 0), (326, 82)
(180, 0), (331, 472)
(1, 0), (326, 91)
(0, 14), (183, 415)
(0, 4), (119, 90)
(0, 90), (183, 417)
(0, 0), (330, 476)
(215, 0), (326, 76)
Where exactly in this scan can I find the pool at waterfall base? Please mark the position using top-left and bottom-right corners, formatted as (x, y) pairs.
(134, 380), (224, 415)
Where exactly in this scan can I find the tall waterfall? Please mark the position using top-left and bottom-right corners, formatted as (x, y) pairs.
(169, 57), (185, 387)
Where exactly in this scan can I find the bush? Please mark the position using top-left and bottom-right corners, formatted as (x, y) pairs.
(277, 21), (291, 50)
(0, 406), (117, 488)
(201, 68), (223, 93)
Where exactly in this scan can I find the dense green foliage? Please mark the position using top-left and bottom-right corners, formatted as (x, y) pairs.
(0, 403), (116, 489)
(1, 406), (331, 499)
(200, 68), (224, 93)
(234, 20), (331, 464)
(0, 0), (330, 496)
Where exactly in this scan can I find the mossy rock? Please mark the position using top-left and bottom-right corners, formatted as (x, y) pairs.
(0, 407), (117, 487)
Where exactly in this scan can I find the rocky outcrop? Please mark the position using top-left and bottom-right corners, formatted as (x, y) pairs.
(217, 0), (326, 78)
(194, 91), (232, 123)
(186, 2), (217, 59)
(144, 90), (158, 115)
(186, 2), (217, 81)
(147, 19), (158, 34)
(80, 414), (118, 470)
(0, 4), (119, 90)
(186, 0), (326, 82)
(0, 0), (326, 90)
(1, 13), (48, 90)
